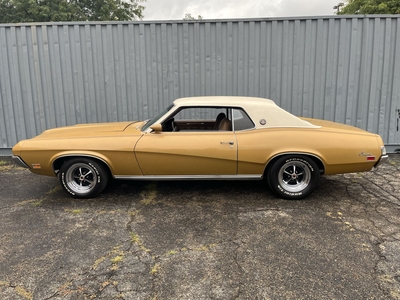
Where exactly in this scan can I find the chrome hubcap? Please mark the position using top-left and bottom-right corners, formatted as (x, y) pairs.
(278, 161), (311, 193)
(65, 163), (97, 194)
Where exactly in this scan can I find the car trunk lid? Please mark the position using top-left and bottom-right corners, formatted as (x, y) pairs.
(300, 117), (372, 134)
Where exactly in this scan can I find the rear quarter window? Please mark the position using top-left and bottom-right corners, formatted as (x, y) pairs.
(233, 109), (255, 131)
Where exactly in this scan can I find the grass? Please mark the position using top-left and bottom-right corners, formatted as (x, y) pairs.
(131, 232), (140, 243)
(45, 186), (61, 196)
(92, 256), (106, 270)
(32, 200), (43, 207)
(15, 199), (43, 207)
(0, 158), (25, 171)
(110, 255), (123, 264)
(140, 183), (157, 205)
(0, 159), (12, 171)
(193, 244), (217, 251)
(64, 209), (83, 214)
(194, 245), (209, 251)
(130, 209), (140, 216)
(15, 286), (33, 300)
(15, 186), (62, 207)
(130, 232), (151, 252)
(150, 263), (160, 275)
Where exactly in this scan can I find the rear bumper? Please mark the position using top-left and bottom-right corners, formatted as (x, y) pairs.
(374, 145), (388, 169)
(374, 155), (388, 169)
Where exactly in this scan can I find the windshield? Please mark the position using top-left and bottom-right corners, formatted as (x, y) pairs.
(141, 104), (174, 131)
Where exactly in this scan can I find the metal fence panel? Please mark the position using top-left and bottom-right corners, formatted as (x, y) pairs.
(0, 16), (399, 153)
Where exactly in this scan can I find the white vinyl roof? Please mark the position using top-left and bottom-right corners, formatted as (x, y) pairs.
(173, 96), (319, 129)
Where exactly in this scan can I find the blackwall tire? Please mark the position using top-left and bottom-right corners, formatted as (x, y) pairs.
(268, 155), (320, 200)
(59, 158), (109, 198)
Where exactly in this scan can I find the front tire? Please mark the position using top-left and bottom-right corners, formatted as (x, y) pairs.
(59, 158), (109, 198)
(267, 155), (320, 200)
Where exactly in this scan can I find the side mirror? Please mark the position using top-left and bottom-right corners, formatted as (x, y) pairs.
(150, 124), (163, 132)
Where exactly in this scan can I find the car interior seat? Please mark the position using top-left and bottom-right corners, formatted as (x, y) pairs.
(219, 118), (232, 131)
(213, 113), (226, 130)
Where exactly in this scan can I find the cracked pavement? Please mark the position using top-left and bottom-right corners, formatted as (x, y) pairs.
(0, 155), (399, 299)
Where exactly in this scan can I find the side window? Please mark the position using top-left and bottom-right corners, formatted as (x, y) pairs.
(163, 107), (231, 131)
(174, 107), (227, 121)
(232, 109), (255, 131)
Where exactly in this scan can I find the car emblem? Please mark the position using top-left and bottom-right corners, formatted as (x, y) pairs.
(359, 152), (372, 157)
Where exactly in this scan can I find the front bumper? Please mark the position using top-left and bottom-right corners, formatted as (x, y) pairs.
(12, 156), (30, 169)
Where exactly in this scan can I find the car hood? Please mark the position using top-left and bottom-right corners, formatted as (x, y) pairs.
(32, 121), (144, 139)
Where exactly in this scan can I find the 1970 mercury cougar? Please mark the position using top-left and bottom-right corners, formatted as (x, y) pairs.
(12, 96), (388, 200)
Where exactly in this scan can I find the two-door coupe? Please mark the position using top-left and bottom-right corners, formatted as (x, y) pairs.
(12, 96), (388, 200)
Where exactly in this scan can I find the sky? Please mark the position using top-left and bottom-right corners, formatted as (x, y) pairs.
(142, 0), (345, 21)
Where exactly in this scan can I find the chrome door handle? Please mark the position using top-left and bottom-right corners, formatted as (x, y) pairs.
(220, 141), (234, 145)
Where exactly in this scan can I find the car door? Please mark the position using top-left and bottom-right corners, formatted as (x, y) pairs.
(135, 106), (237, 176)
(135, 131), (237, 175)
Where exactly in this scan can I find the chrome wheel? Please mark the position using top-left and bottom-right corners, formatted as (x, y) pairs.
(59, 158), (109, 198)
(267, 155), (320, 200)
(278, 161), (311, 193)
(65, 163), (98, 195)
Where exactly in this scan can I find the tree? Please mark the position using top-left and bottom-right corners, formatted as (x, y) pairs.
(183, 13), (203, 20)
(338, 0), (400, 14)
(0, 0), (145, 23)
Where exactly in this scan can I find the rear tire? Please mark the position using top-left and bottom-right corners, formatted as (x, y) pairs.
(267, 155), (320, 200)
(59, 158), (109, 198)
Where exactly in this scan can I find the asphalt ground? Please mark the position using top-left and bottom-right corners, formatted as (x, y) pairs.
(0, 155), (400, 300)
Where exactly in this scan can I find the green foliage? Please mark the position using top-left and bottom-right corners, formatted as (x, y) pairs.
(183, 13), (203, 20)
(338, 0), (400, 14)
(0, 0), (145, 23)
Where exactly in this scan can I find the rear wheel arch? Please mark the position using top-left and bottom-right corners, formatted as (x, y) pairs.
(264, 152), (325, 177)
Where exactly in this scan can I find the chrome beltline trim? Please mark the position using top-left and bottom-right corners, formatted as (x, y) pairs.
(114, 174), (263, 180)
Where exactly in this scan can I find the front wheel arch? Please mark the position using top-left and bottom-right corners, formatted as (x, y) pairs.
(56, 156), (111, 198)
(53, 155), (112, 177)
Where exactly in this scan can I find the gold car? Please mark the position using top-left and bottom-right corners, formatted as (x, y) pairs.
(12, 96), (388, 200)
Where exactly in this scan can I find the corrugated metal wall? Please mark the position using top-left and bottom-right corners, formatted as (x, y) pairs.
(1, 16), (399, 153)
